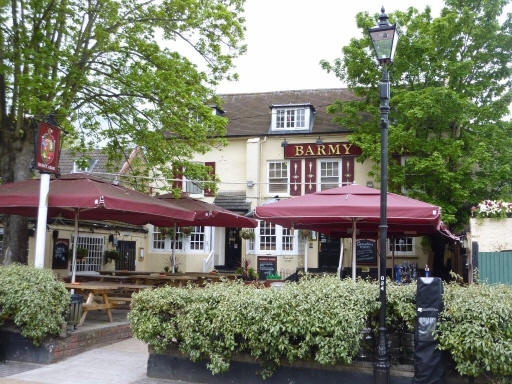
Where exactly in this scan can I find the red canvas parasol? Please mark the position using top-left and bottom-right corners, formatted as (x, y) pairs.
(0, 174), (195, 224)
(156, 194), (257, 228)
(0, 174), (196, 282)
(256, 184), (451, 237)
(256, 184), (458, 280)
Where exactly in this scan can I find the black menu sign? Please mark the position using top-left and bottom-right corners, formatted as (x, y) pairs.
(52, 239), (69, 269)
(356, 239), (376, 264)
(257, 256), (277, 279)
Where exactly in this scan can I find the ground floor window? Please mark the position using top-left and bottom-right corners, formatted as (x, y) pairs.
(247, 221), (298, 255)
(70, 235), (105, 273)
(389, 237), (414, 255)
(150, 225), (209, 253)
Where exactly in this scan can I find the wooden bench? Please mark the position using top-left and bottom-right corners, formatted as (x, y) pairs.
(109, 297), (132, 304)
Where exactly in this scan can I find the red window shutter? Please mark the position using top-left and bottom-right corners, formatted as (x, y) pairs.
(289, 159), (302, 196)
(304, 159), (317, 194)
(342, 157), (355, 185)
(172, 166), (183, 190)
(204, 161), (216, 196)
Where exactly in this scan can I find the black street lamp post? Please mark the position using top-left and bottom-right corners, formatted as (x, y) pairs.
(368, 7), (398, 384)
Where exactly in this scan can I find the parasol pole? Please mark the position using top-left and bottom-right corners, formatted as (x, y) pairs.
(391, 235), (395, 281)
(34, 173), (50, 268)
(304, 234), (308, 273)
(171, 222), (177, 273)
(337, 238), (344, 279)
(71, 209), (79, 285)
(352, 219), (357, 282)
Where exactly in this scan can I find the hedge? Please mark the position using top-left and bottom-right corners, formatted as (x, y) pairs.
(0, 264), (69, 345)
(129, 276), (512, 381)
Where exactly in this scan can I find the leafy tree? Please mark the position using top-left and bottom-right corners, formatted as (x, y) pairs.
(0, 0), (246, 264)
(322, 0), (512, 230)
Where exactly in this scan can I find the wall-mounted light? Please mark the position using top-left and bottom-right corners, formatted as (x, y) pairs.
(316, 136), (323, 145)
(247, 180), (255, 187)
(52, 230), (59, 240)
(281, 139), (288, 148)
(139, 248), (144, 261)
(367, 181), (374, 188)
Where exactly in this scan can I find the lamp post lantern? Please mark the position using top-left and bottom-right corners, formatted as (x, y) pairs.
(368, 7), (398, 384)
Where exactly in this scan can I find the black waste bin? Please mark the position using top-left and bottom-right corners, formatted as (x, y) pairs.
(414, 277), (445, 384)
(68, 293), (83, 330)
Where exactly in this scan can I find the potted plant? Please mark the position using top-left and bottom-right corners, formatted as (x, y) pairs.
(239, 228), (255, 240)
(103, 250), (120, 264)
(180, 226), (193, 237)
(76, 247), (88, 261)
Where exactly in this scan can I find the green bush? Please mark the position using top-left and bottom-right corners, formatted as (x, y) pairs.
(437, 282), (512, 380)
(386, 281), (416, 333)
(129, 276), (379, 377)
(0, 264), (69, 345)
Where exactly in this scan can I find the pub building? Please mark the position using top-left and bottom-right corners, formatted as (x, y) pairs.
(15, 89), (436, 278)
(146, 89), (433, 279)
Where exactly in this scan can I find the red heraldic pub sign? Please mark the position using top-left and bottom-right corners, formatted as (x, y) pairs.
(35, 122), (61, 174)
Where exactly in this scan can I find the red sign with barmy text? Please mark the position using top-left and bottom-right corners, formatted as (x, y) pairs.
(284, 142), (362, 158)
(35, 122), (61, 174)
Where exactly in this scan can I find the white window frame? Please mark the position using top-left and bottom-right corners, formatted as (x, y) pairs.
(250, 221), (298, 256)
(181, 163), (205, 197)
(267, 160), (289, 196)
(73, 159), (98, 173)
(271, 107), (310, 131)
(388, 237), (415, 256)
(69, 234), (105, 274)
(150, 225), (210, 254)
(317, 159), (342, 191)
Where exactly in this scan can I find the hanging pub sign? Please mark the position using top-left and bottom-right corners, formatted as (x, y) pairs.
(284, 142), (362, 158)
(35, 122), (61, 174)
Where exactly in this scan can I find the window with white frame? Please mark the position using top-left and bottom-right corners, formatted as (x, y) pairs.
(73, 159), (98, 173)
(282, 228), (294, 251)
(318, 160), (341, 191)
(389, 237), (415, 255)
(183, 178), (203, 195)
(150, 225), (208, 253)
(246, 229), (255, 253)
(251, 221), (298, 255)
(268, 161), (288, 194)
(70, 235), (105, 273)
(272, 106), (310, 130)
(189, 226), (205, 250)
(259, 221), (276, 251)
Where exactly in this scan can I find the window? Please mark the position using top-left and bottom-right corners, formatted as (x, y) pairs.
(268, 161), (288, 194)
(183, 178), (203, 195)
(152, 227), (183, 251)
(247, 229), (255, 253)
(259, 221), (276, 251)
(70, 235), (105, 273)
(251, 221), (297, 255)
(272, 106), (310, 130)
(319, 160), (341, 191)
(189, 226), (205, 250)
(153, 228), (165, 249)
(73, 159), (98, 173)
(389, 237), (414, 255)
(282, 228), (294, 251)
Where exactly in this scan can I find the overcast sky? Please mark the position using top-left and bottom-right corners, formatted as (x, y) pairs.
(214, 0), (481, 94)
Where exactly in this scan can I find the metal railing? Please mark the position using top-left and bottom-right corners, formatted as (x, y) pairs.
(202, 249), (215, 273)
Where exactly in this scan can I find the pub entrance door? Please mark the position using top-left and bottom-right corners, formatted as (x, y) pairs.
(224, 228), (241, 269)
(116, 240), (136, 271)
(318, 233), (340, 271)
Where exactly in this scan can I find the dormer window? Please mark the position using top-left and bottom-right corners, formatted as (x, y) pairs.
(73, 159), (98, 173)
(271, 104), (313, 131)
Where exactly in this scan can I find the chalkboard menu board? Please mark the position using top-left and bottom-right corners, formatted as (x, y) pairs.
(52, 239), (69, 269)
(257, 256), (277, 279)
(356, 239), (376, 264)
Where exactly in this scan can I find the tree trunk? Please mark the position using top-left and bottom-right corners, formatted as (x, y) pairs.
(0, 119), (36, 265)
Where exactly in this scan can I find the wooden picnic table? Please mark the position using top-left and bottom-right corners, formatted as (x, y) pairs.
(98, 270), (153, 276)
(64, 282), (151, 325)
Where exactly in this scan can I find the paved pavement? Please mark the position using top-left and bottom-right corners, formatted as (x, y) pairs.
(0, 339), (195, 384)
